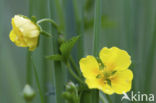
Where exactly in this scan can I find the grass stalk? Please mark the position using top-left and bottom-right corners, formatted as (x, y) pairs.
(35, 0), (51, 102)
(26, 1), (34, 103)
(54, 0), (65, 32)
(93, 0), (102, 56)
(31, 57), (45, 103)
(49, 0), (66, 103)
(100, 95), (105, 103)
(53, 61), (64, 103)
(72, 0), (84, 60)
(51, 29), (64, 103)
(91, 0), (102, 102)
(144, 15), (156, 92)
(49, 0), (65, 103)
(105, 94), (112, 103)
(27, 0), (34, 86)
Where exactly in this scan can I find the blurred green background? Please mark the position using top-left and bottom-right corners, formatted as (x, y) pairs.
(0, 0), (156, 103)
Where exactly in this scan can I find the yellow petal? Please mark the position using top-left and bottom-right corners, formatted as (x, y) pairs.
(9, 30), (17, 42)
(79, 56), (100, 79)
(13, 15), (39, 38)
(86, 78), (114, 95)
(101, 84), (114, 95)
(85, 78), (99, 89)
(9, 30), (27, 47)
(24, 37), (38, 51)
(111, 69), (133, 94)
(99, 47), (131, 71)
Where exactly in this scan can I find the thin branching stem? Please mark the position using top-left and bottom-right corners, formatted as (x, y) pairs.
(66, 61), (84, 84)
(37, 18), (62, 34)
(69, 56), (81, 77)
(37, 18), (58, 28)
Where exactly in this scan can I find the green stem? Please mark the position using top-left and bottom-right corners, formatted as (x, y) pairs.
(53, 61), (64, 103)
(72, 0), (84, 60)
(49, 0), (65, 103)
(31, 57), (44, 103)
(26, 51), (32, 85)
(144, 16), (156, 92)
(37, 18), (58, 28)
(91, 0), (102, 102)
(69, 56), (81, 77)
(54, 0), (65, 32)
(105, 94), (112, 103)
(37, 18), (62, 34)
(99, 95), (105, 103)
(93, 0), (102, 56)
(66, 61), (84, 84)
(52, 24), (65, 103)
(27, 0), (33, 87)
(26, 1), (33, 103)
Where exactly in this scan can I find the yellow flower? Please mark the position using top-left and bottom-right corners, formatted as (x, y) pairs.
(79, 47), (133, 94)
(9, 15), (40, 51)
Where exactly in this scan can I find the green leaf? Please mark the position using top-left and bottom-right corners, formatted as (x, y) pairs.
(45, 54), (63, 61)
(60, 35), (80, 59)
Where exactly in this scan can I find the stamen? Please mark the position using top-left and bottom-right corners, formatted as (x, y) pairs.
(96, 74), (102, 79)
(111, 71), (117, 75)
(106, 79), (111, 86)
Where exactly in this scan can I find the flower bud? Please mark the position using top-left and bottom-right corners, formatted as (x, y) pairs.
(62, 92), (72, 100)
(9, 15), (40, 51)
(58, 34), (65, 45)
(65, 82), (77, 92)
(23, 84), (36, 101)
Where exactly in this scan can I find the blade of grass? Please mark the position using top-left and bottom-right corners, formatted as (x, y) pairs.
(26, 1), (34, 103)
(27, 0), (34, 86)
(91, 0), (102, 102)
(28, 0), (51, 103)
(31, 57), (45, 103)
(144, 14), (156, 92)
(54, 0), (65, 32)
(93, 0), (102, 56)
(0, 46), (25, 103)
(49, 0), (65, 103)
(72, 0), (84, 60)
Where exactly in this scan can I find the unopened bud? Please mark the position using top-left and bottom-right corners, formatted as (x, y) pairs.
(66, 82), (76, 92)
(58, 34), (65, 45)
(62, 92), (72, 100)
(23, 84), (35, 101)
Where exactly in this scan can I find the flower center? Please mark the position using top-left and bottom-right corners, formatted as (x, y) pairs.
(96, 70), (117, 86)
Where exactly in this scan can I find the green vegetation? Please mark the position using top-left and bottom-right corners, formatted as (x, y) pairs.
(0, 0), (156, 103)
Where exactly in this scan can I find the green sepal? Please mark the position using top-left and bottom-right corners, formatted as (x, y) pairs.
(31, 16), (37, 23)
(96, 57), (105, 70)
